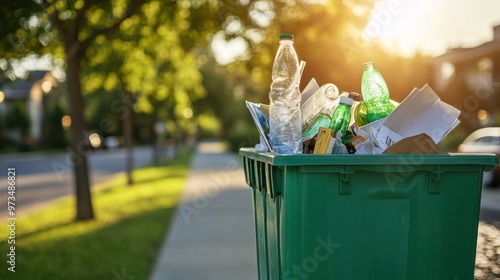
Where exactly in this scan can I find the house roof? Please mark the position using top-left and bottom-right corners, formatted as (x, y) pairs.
(433, 26), (500, 64)
(1, 71), (48, 100)
(433, 40), (500, 65)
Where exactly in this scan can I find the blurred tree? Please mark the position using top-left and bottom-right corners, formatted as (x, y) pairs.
(82, 0), (211, 183)
(0, 0), (152, 220)
(85, 90), (121, 137)
(0, 0), (435, 219)
(43, 102), (68, 148)
(0, 0), (241, 220)
(194, 53), (263, 149)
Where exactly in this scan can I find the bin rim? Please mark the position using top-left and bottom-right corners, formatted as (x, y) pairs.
(239, 147), (499, 170)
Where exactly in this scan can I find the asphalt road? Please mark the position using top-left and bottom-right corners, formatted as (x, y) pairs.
(0, 146), (155, 218)
(479, 188), (500, 225)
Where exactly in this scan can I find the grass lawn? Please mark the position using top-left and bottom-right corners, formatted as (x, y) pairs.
(0, 148), (194, 280)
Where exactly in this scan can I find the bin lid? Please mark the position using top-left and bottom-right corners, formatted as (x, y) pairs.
(239, 148), (499, 170)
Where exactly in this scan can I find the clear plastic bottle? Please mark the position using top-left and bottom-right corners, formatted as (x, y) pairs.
(360, 62), (393, 123)
(269, 34), (302, 154)
(329, 97), (353, 137)
(301, 83), (339, 131)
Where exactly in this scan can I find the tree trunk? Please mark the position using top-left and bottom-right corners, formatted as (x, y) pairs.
(123, 93), (134, 186)
(151, 108), (161, 165)
(67, 54), (95, 220)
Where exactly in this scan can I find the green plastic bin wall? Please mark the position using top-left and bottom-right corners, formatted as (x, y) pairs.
(240, 148), (499, 280)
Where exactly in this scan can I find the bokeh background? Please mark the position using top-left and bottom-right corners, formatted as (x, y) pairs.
(1, 0), (499, 156)
(1, 0), (500, 279)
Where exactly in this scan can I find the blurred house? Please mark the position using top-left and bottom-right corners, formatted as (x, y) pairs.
(0, 71), (59, 145)
(432, 25), (500, 127)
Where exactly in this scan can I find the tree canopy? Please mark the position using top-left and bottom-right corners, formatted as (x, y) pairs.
(0, 0), (434, 219)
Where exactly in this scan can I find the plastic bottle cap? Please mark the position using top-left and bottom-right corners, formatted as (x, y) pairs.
(339, 97), (353, 105)
(279, 34), (294, 39)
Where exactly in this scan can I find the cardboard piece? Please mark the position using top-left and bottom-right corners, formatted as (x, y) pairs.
(382, 133), (441, 154)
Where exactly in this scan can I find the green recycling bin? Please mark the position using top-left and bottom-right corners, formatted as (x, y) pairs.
(239, 148), (498, 280)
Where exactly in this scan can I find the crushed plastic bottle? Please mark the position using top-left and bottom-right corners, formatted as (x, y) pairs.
(269, 34), (302, 154)
(301, 83), (339, 131)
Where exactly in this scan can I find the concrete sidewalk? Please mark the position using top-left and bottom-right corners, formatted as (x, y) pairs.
(149, 142), (258, 280)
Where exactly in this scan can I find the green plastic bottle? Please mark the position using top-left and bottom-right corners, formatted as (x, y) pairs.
(361, 62), (393, 123)
(303, 113), (331, 138)
(329, 97), (353, 137)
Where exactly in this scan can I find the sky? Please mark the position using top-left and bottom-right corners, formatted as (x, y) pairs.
(364, 0), (500, 56)
(213, 0), (500, 64)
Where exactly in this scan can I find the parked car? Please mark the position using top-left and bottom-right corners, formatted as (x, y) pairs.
(457, 127), (500, 187)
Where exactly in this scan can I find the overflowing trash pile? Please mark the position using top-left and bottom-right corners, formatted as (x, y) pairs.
(246, 34), (460, 155)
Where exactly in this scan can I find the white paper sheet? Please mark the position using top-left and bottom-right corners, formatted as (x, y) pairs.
(374, 84), (461, 151)
(300, 78), (320, 105)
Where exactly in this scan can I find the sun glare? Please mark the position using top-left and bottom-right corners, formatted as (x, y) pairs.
(362, 0), (500, 57)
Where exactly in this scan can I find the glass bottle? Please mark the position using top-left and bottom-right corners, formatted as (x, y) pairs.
(360, 62), (393, 123)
